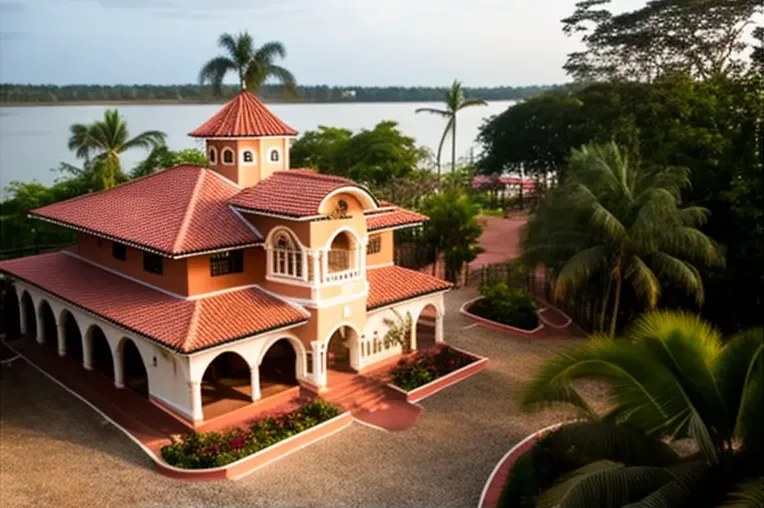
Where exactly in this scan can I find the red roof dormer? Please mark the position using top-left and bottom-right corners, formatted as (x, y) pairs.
(189, 91), (298, 138)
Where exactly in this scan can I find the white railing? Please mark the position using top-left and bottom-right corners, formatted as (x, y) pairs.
(358, 334), (400, 367)
(323, 248), (361, 284)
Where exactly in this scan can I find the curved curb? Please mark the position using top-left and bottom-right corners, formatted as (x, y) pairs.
(535, 299), (573, 329)
(460, 297), (545, 336)
(478, 422), (565, 508)
(386, 346), (488, 404)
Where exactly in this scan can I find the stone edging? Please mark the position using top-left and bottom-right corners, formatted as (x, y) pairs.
(154, 411), (354, 480)
(478, 422), (565, 508)
(386, 346), (488, 404)
(460, 297), (545, 336)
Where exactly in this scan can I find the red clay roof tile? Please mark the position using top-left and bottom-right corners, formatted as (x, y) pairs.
(230, 169), (377, 218)
(0, 252), (307, 353)
(366, 265), (452, 310)
(366, 207), (428, 232)
(29, 165), (262, 257)
(189, 92), (298, 138)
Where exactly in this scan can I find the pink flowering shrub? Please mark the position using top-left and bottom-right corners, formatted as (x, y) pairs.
(390, 346), (474, 391)
(160, 398), (340, 469)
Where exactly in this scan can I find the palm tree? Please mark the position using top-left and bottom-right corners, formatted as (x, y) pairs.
(67, 110), (166, 189)
(199, 32), (296, 96)
(523, 142), (724, 336)
(415, 80), (487, 186)
(517, 311), (764, 508)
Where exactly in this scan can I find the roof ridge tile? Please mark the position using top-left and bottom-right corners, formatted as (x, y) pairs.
(171, 169), (207, 254)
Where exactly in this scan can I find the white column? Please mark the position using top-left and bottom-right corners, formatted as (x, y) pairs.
(190, 380), (204, 422)
(410, 318), (418, 352)
(83, 333), (93, 370)
(349, 333), (362, 371)
(311, 250), (321, 287)
(312, 341), (326, 388)
(57, 321), (66, 357)
(18, 295), (28, 336)
(321, 250), (329, 284)
(250, 365), (261, 401)
(359, 244), (367, 275)
(113, 346), (124, 388)
(301, 250), (308, 282)
(35, 309), (45, 344)
(435, 313), (444, 343)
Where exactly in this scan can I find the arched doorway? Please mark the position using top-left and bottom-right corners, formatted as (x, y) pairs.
(327, 326), (353, 372)
(201, 352), (251, 419)
(121, 339), (149, 399)
(259, 338), (298, 397)
(1, 282), (20, 339)
(327, 231), (358, 275)
(416, 304), (439, 350)
(39, 301), (57, 351)
(89, 326), (114, 380)
(61, 310), (83, 364)
(21, 292), (36, 339)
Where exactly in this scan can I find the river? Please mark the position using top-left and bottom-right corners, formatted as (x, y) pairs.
(0, 100), (515, 192)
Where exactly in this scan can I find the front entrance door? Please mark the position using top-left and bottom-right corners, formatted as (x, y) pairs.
(327, 327), (352, 372)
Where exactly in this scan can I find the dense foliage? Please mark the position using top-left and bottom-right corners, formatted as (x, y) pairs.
(511, 311), (764, 507)
(479, 75), (763, 333)
(390, 346), (475, 391)
(471, 281), (539, 330)
(0, 83), (560, 105)
(161, 399), (340, 469)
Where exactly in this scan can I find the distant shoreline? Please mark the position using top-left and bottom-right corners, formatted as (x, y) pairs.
(0, 98), (520, 107)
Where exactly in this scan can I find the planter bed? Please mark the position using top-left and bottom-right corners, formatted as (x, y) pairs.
(460, 297), (545, 336)
(387, 345), (488, 403)
(156, 399), (352, 480)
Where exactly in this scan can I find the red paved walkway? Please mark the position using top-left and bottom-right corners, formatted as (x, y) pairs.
(471, 215), (528, 269)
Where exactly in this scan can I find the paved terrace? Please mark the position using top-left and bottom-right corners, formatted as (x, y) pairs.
(0, 286), (608, 508)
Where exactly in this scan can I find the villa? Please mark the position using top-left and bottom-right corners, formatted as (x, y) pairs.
(0, 91), (452, 427)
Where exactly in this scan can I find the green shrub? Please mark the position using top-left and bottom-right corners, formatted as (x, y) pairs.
(160, 399), (341, 469)
(472, 281), (539, 330)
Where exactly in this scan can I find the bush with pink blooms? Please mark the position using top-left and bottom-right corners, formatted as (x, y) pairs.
(160, 398), (340, 469)
(390, 346), (475, 391)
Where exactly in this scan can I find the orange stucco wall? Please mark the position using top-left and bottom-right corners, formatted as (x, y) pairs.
(185, 247), (264, 295)
(75, 233), (190, 295)
(366, 230), (393, 267)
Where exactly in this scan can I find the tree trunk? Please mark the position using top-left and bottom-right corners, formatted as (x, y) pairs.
(599, 273), (613, 333)
(609, 269), (623, 337)
(451, 115), (457, 174)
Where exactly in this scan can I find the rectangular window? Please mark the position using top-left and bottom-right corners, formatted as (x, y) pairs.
(143, 252), (163, 275)
(112, 242), (127, 261)
(367, 234), (382, 255)
(210, 250), (244, 277)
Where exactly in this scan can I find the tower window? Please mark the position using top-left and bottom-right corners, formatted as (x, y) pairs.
(243, 150), (254, 163)
(143, 252), (163, 275)
(208, 146), (217, 165)
(222, 148), (235, 164)
(269, 148), (280, 162)
(367, 234), (382, 255)
(210, 250), (244, 276)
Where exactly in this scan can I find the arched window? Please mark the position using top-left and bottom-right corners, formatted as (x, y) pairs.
(271, 231), (303, 279)
(268, 148), (280, 163)
(208, 146), (217, 165)
(222, 148), (235, 164)
(242, 150), (254, 163)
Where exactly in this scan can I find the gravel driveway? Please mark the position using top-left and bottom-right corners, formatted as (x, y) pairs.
(0, 287), (587, 508)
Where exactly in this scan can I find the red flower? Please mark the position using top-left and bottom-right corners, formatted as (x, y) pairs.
(231, 436), (245, 450)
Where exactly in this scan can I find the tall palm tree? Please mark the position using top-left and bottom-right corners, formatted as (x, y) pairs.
(415, 80), (487, 185)
(517, 311), (764, 508)
(67, 110), (166, 189)
(199, 32), (296, 96)
(524, 142), (724, 336)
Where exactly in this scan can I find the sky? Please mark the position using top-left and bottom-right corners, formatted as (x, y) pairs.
(0, 0), (649, 87)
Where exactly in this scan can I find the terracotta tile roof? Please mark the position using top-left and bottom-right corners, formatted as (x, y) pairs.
(366, 206), (428, 232)
(0, 252), (308, 353)
(366, 265), (452, 310)
(29, 165), (262, 257)
(189, 91), (298, 138)
(230, 169), (378, 218)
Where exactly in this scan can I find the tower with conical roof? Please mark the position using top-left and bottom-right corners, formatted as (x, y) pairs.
(189, 91), (298, 187)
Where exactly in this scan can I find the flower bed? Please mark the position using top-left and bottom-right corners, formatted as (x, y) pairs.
(390, 346), (477, 391)
(470, 283), (539, 331)
(161, 399), (340, 469)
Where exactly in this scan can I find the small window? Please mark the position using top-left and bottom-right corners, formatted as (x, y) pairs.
(269, 148), (280, 162)
(209, 147), (217, 164)
(367, 234), (382, 255)
(210, 250), (244, 277)
(243, 150), (253, 163)
(222, 148), (234, 164)
(143, 252), (163, 275)
(112, 242), (127, 261)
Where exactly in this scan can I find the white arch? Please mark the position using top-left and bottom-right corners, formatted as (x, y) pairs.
(320, 321), (362, 346)
(257, 333), (307, 368)
(267, 147), (281, 163)
(265, 225), (307, 251)
(413, 301), (445, 323)
(318, 186), (378, 214)
(323, 225), (364, 251)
